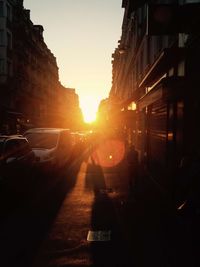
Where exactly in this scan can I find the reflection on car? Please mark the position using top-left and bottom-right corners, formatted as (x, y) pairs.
(24, 128), (73, 171)
(70, 132), (86, 159)
(0, 135), (36, 200)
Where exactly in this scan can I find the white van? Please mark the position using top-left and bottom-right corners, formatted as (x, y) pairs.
(24, 128), (72, 170)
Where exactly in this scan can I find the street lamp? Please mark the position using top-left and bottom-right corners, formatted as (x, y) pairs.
(118, 47), (126, 54)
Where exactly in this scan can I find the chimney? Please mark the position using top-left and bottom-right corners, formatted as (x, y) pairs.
(24, 9), (30, 20)
(34, 25), (44, 39)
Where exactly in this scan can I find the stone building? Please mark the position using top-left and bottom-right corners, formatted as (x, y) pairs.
(56, 85), (83, 130)
(0, 0), (82, 133)
(110, 0), (200, 184)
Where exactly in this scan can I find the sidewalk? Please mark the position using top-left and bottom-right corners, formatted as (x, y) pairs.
(116, 163), (198, 267)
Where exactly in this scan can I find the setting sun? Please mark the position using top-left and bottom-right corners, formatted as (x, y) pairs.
(83, 109), (96, 123)
(80, 96), (100, 123)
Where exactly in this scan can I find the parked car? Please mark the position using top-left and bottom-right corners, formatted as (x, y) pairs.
(24, 128), (73, 171)
(0, 135), (36, 203)
(70, 132), (87, 160)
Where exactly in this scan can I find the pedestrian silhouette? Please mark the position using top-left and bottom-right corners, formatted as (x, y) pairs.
(127, 145), (139, 195)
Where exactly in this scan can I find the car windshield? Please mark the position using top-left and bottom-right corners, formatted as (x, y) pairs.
(25, 133), (59, 149)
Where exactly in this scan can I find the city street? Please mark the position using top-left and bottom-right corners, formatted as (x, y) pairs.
(1, 1), (200, 266)
(0, 154), (197, 267)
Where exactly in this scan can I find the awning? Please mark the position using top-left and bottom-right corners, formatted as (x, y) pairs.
(138, 76), (185, 110)
(139, 47), (185, 89)
(6, 111), (23, 116)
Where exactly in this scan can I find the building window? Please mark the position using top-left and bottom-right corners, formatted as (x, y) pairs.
(184, 0), (200, 3)
(0, 30), (4, 45)
(178, 61), (185, 76)
(7, 60), (12, 76)
(7, 31), (12, 49)
(6, 3), (12, 21)
(156, 36), (163, 52)
(178, 33), (188, 48)
(168, 68), (174, 77)
(140, 50), (144, 76)
(0, 1), (3, 17)
(0, 59), (5, 74)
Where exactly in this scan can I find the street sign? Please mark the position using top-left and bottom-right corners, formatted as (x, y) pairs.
(87, 230), (111, 242)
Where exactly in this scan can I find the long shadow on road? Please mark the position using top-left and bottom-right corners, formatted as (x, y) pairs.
(0, 159), (82, 267)
(85, 159), (132, 267)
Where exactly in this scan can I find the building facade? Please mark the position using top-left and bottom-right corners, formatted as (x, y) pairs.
(57, 85), (83, 130)
(0, 0), (83, 133)
(110, 0), (200, 186)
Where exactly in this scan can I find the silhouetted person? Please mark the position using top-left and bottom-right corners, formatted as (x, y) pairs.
(127, 145), (139, 195)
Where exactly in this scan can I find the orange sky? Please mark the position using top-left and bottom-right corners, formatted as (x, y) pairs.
(24, 0), (124, 122)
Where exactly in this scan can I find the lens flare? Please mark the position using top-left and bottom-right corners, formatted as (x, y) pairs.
(91, 139), (125, 168)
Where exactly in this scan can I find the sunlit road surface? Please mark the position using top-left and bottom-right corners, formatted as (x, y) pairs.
(32, 159), (132, 267)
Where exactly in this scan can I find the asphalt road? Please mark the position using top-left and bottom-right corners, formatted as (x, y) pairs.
(31, 158), (132, 267)
(0, 156), (198, 267)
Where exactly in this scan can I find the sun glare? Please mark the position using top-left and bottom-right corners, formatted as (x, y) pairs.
(83, 110), (97, 123)
(80, 96), (100, 123)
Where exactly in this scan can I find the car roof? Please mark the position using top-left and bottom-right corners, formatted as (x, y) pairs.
(24, 128), (70, 134)
(0, 135), (25, 141)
